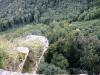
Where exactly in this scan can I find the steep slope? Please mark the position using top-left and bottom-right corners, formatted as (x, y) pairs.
(0, 0), (89, 31)
(78, 0), (100, 21)
(0, 0), (100, 75)
(0, 19), (100, 74)
(0, 35), (49, 74)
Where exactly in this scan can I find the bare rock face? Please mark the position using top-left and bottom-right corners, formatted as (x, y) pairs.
(2, 47), (29, 72)
(0, 69), (40, 75)
(16, 47), (29, 72)
(0, 35), (49, 75)
(17, 35), (49, 73)
(0, 46), (30, 74)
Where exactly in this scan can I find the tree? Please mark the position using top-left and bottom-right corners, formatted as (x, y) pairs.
(37, 63), (69, 75)
(77, 35), (100, 74)
(51, 53), (69, 69)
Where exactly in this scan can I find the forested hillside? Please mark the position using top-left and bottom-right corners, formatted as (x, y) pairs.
(0, 0), (89, 31)
(0, 0), (100, 75)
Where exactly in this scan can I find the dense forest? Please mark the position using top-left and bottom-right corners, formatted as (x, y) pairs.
(0, 0), (100, 75)
(0, 0), (89, 31)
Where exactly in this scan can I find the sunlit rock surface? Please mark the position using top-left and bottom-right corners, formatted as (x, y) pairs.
(0, 35), (49, 75)
(3, 47), (29, 72)
(16, 47), (29, 72)
(0, 69), (40, 75)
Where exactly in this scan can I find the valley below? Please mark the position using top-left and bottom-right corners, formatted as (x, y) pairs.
(0, 0), (100, 75)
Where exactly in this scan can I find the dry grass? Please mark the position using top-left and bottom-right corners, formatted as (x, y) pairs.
(14, 37), (45, 72)
(0, 37), (17, 60)
(0, 35), (45, 72)
(0, 37), (26, 71)
(14, 37), (44, 60)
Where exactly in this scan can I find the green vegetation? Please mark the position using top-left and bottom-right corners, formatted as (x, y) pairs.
(0, 37), (19, 70)
(78, 0), (100, 21)
(0, 0), (100, 75)
(38, 63), (69, 75)
(0, 0), (88, 31)
(0, 18), (99, 74)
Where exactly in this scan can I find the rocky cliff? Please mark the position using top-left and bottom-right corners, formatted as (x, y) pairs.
(0, 35), (49, 75)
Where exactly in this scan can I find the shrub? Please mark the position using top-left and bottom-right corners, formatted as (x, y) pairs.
(51, 53), (69, 69)
(37, 63), (69, 75)
(77, 35), (100, 74)
(0, 37), (22, 71)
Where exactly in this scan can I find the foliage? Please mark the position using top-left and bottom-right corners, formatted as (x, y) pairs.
(0, 37), (19, 69)
(78, 0), (100, 21)
(0, 17), (99, 74)
(71, 19), (100, 39)
(0, 56), (4, 68)
(77, 35), (100, 73)
(78, 7), (100, 21)
(0, 0), (100, 74)
(0, 0), (89, 31)
(51, 53), (69, 69)
(37, 62), (69, 75)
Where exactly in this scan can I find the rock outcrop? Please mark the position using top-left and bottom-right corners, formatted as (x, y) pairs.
(0, 35), (49, 75)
